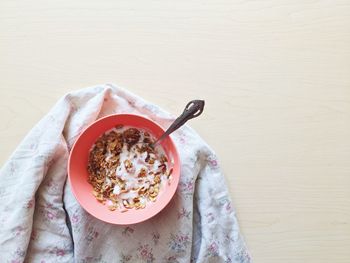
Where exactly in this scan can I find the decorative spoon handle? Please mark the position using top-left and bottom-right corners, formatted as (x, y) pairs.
(152, 100), (205, 146)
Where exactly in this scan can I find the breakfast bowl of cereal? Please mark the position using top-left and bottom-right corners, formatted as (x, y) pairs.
(68, 114), (180, 225)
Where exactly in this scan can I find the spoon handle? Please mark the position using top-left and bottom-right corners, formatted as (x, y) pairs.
(153, 100), (205, 146)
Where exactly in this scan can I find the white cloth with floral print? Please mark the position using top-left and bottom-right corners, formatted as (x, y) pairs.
(0, 85), (251, 263)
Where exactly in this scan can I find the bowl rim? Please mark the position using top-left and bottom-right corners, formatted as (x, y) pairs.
(67, 113), (180, 225)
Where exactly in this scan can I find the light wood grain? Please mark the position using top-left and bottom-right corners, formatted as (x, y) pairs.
(1, 0), (350, 262)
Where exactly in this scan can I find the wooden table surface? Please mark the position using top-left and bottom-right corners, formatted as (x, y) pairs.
(1, 0), (349, 262)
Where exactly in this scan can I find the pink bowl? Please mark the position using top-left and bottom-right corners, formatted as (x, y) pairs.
(68, 114), (180, 225)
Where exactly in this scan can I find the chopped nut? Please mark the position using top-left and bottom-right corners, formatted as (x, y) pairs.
(138, 167), (147, 177)
(138, 186), (148, 195)
(108, 205), (117, 211)
(154, 175), (161, 184)
(123, 128), (141, 148)
(167, 168), (173, 178)
(123, 199), (134, 209)
(124, 159), (133, 170)
(160, 154), (168, 163)
(143, 137), (152, 144)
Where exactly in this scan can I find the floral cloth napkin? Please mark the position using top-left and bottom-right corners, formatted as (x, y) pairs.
(0, 84), (251, 263)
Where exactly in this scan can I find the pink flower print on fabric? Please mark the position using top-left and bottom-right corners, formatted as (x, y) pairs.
(10, 248), (26, 263)
(85, 226), (99, 245)
(205, 212), (215, 224)
(12, 226), (25, 237)
(234, 249), (251, 263)
(46, 211), (55, 220)
(177, 207), (191, 220)
(71, 213), (80, 225)
(205, 241), (220, 257)
(46, 179), (59, 193)
(39, 202), (57, 222)
(226, 201), (233, 212)
(137, 244), (155, 263)
(126, 98), (136, 108)
(209, 159), (218, 167)
(49, 243), (73, 258)
(218, 196), (233, 213)
(120, 254), (133, 263)
(26, 198), (34, 209)
(16, 248), (26, 257)
(152, 232), (160, 245)
(178, 136), (186, 145)
(179, 180), (194, 199)
(122, 226), (134, 237)
(218, 197), (233, 213)
(50, 247), (65, 257)
(183, 180), (194, 191)
(168, 232), (190, 253)
(207, 155), (219, 169)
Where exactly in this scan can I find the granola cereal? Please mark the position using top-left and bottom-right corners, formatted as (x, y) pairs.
(87, 126), (172, 212)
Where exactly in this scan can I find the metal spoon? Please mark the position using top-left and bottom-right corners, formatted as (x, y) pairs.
(151, 100), (205, 147)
